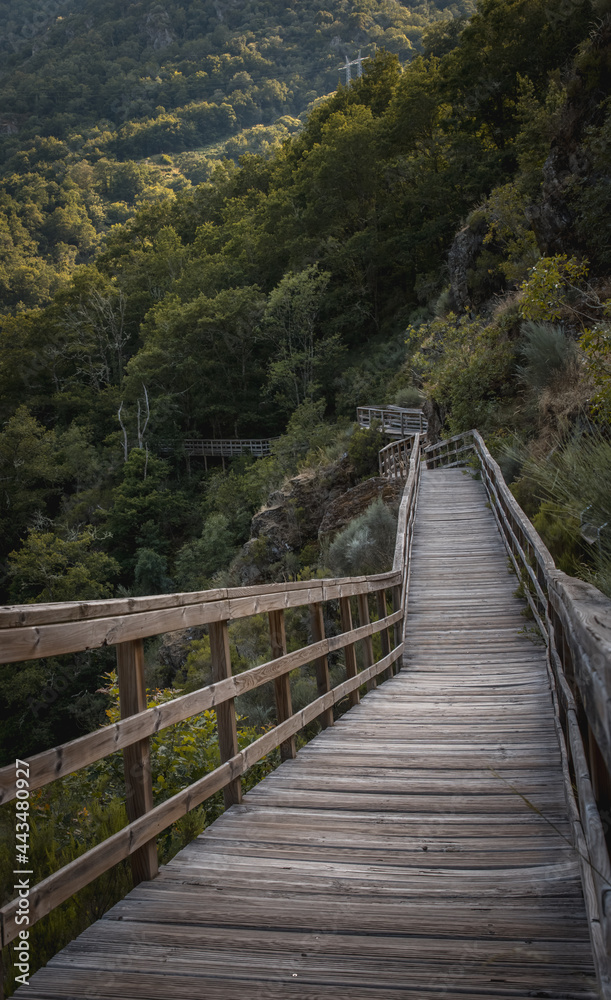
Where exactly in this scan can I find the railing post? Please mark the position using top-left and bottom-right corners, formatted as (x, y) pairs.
(357, 593), (376, 691)
(376, 588), (392, 681)
(269, 609), (296, 760)
(392, 584), (402, 675)
(309, 602), (334, 728)
(116, 638), (158, 885)
(339, 596), (360, 708)
(209, 619), (242, 808)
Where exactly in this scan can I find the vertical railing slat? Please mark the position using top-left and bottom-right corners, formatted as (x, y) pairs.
(269, 609), (297, 760)
(116, 638), (158, 885)
(209, 619), (242, 808)
(340, 596), (360, 708)
(376, 588), (392, 682)
(310, 602), (334, 728)
(357, 593), (376, 692)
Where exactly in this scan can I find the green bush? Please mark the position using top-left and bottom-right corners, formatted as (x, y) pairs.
(392, 385), (423, 408)
(517, 321), (577, 392)
(532, 501), (584, 576)
(411, 312), (516, 434)
(347, 425), (384, 479)
(520, 429), (611, 596)
(174, 513), (236, 591)
(327, 498), (397, 576)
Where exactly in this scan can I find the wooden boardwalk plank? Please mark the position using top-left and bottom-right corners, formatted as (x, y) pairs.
(14, 467), (597, 998)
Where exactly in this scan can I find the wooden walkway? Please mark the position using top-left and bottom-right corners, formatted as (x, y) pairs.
(16, 468), (597, 998)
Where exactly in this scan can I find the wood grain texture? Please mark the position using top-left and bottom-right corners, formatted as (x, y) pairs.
(116, 639), (158, 884)
(309, 602), (334, 729)
(0, 573), (401, 664)
(269, 609), (296, 761)
(12, 467), (598, 999)
(210, 619), (242, 808)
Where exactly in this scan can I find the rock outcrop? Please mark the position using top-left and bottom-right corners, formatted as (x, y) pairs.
(318, 477), (402, 538)
(239, 456), (403, 585)
(143, 8), (175, 50)
(448, 220), (485, 311)
(250, 459), (355, 557)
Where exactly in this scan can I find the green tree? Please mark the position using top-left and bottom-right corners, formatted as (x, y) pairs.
(8, 529), (119, 604)
(133, 547), (174, 596)
(174, 513), (236, 591)
(262, 265), (341, 410)
(0, 405), (62, 552)
(105, 449), (193, 576)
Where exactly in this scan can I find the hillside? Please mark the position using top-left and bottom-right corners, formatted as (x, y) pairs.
(0, 0), (473, 311)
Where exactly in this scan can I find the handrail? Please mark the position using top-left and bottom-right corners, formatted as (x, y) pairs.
(357, 405), (427, 437)
(0, 573), (401, 664)
(0, 435), (422, 950)
(424, 429), (611, 992)
(160, 438), (274, 457)
(378, 435), (417, 480)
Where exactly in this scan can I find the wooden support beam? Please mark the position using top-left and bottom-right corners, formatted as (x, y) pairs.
(309, 603), (333, 728)
(269, 609), (296, 760)
(357, 593), (376, 692)
(340, 596), (359, 708)
(392, 584), (402, 675)
(376, 589), (391, 681)
(209, 620), (242, 808)
(116, 639), (158, 885)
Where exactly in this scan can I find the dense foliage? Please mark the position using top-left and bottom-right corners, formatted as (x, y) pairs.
(0, 0), (473, 311)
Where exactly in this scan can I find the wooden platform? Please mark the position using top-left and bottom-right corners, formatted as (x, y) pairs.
(16, 468), (597, 998)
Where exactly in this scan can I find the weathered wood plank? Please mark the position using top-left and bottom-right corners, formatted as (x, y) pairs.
(310, 602), (334, 729)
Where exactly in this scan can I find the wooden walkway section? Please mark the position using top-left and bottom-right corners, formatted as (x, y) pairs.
(15, 468), (597, 998)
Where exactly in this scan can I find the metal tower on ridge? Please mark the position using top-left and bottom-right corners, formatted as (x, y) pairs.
(341, 50), (366, 85)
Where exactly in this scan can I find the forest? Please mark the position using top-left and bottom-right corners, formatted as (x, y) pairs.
(0, 0), (472, 310)
(1, 0), (611, 990)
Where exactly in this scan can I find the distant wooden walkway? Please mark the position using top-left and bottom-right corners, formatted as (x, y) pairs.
(16, 467), (596, 998)
(357, 405), (427, 437)
(160, 437), (273, 468)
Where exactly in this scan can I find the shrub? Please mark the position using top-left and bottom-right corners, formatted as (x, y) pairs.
(411, 312), (516, 434)
(174, 513), (236, 591)
(327, 498), (397, 576)
(520, 429), (611, 596)
(133, 547), (174, 595)
(517, 321), (577, 393)
(348, 425), (384, 478)
(532, 501), (584, 576)
(392, 385), (423, 408)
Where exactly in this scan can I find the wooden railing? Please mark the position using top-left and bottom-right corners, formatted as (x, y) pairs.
(179, 438), (273, 457)
(424, 429), (611, 990)
(422, 430), (474, 468)
(357, 405), (427, 437)
(378, 436), (417, 479)
(0, 437), (421, 950)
